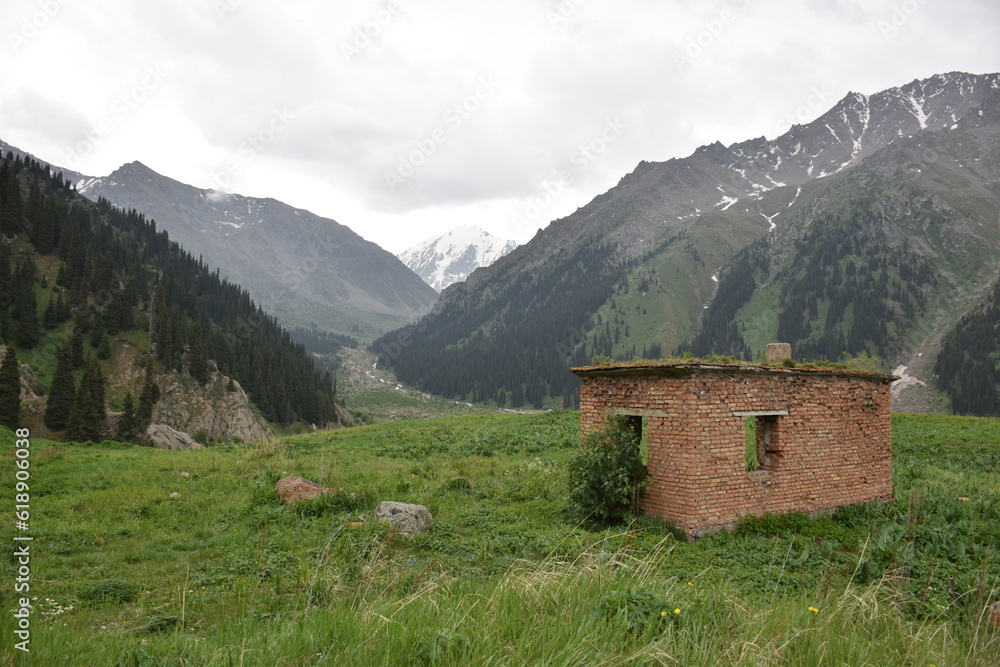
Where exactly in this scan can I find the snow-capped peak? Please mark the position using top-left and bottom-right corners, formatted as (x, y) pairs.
(398, 225), (519, 292)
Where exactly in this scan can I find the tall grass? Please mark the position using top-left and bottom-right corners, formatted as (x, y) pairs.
(1, 412), (999, 665)
(15, 537), (995, 665)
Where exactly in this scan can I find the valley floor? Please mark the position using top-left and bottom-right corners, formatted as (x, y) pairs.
(335, 345), (543, 423)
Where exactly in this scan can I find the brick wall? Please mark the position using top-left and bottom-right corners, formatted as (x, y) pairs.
(575, 365), (894, 537)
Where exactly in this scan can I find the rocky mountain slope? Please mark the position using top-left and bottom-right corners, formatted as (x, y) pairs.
(71, 162), (438, 340)
(397, 225), (518, 291)
(376, 72), (1000, 412)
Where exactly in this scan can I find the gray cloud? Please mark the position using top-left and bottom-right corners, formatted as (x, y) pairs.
(0, 0), (997, 250)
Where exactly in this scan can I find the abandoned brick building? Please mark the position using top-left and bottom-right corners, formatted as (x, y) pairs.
(573, 356), (896, 537)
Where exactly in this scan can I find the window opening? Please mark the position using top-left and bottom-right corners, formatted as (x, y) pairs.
(639, 416), (649, 466)
(622, 415), (647, 466)
(734, 410), (785, 472)
(745, 416), (777, 471)
(744, 416), (759, 471)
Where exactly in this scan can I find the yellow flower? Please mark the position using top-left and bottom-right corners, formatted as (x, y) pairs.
(660, 611), (667, 617)
(808, 607), (819, 613)
(674, 608), (681, 614)
(687, 582), (693, 586)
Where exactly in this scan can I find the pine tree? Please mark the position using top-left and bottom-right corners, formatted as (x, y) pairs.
(0, 163), (25, 235)
(116, 392), (139, 443)
(0, 245), (10, 341)
(44, 345), (76, 431)
(14, 278), (40, 349)
(136, 361), (160, 431)
(154, 293), (171, 365)
(66, 358), (105, 442)
(170, 306), (185, 371)
(33, 196), (56, 255)
(90, 318), (107, 350)
(42, 293), (59, 329)
(0, 346), (21, 429)
(189, 320), (209, 384)
(70, 319), (85, 368)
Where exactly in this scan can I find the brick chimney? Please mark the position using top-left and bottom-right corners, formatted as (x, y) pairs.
(765, 343), (792, 362)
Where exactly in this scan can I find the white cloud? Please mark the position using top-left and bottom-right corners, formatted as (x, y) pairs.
(1, 0), (998, 251)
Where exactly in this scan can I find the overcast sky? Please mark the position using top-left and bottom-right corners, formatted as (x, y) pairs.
(2, 0), (998, 253)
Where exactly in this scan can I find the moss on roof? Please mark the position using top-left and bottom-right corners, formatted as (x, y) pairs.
(571, 354), (898, 381)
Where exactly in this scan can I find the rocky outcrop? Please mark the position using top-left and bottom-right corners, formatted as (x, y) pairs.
(152, 361), (271, 443)
(146, 424), (204, 450)
(0, 343), (44, 402)
(374, 501), (433, 534)
(0, 344), (45, 422)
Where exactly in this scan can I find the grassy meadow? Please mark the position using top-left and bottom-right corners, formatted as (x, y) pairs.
(2, 411), (999, 665)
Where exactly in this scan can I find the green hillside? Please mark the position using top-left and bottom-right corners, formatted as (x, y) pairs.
(0, 153), (343, 440)
(1, 412), (998, 664)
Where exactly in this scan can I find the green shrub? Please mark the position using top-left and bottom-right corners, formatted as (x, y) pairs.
(134, 615), (182, 635)
(567, 416), (647, 525)
(443, 476), (473, 493)
(77, 578), (139, 605)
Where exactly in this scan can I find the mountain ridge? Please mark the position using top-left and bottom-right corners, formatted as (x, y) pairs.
(70, 161), (439, 341)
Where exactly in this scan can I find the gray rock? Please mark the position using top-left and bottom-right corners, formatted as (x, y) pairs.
(374, 501), (433, 534)
(151, 362), (272, 443)
(146, 424), (204, 450)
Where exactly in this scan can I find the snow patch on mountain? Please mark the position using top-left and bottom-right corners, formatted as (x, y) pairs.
(398, 225), (519, 292)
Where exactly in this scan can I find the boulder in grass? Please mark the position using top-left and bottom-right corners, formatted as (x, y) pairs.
(275, 476), (353, 504)
(147, 424), (204, 450)
(374, 501), (432, 534)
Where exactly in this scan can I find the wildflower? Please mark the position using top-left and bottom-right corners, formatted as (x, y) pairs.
(661, 611), (667, 617)
(808, 607), (819, 613)
(687, 582), (693, 586)
(675, 608), (681, 614)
